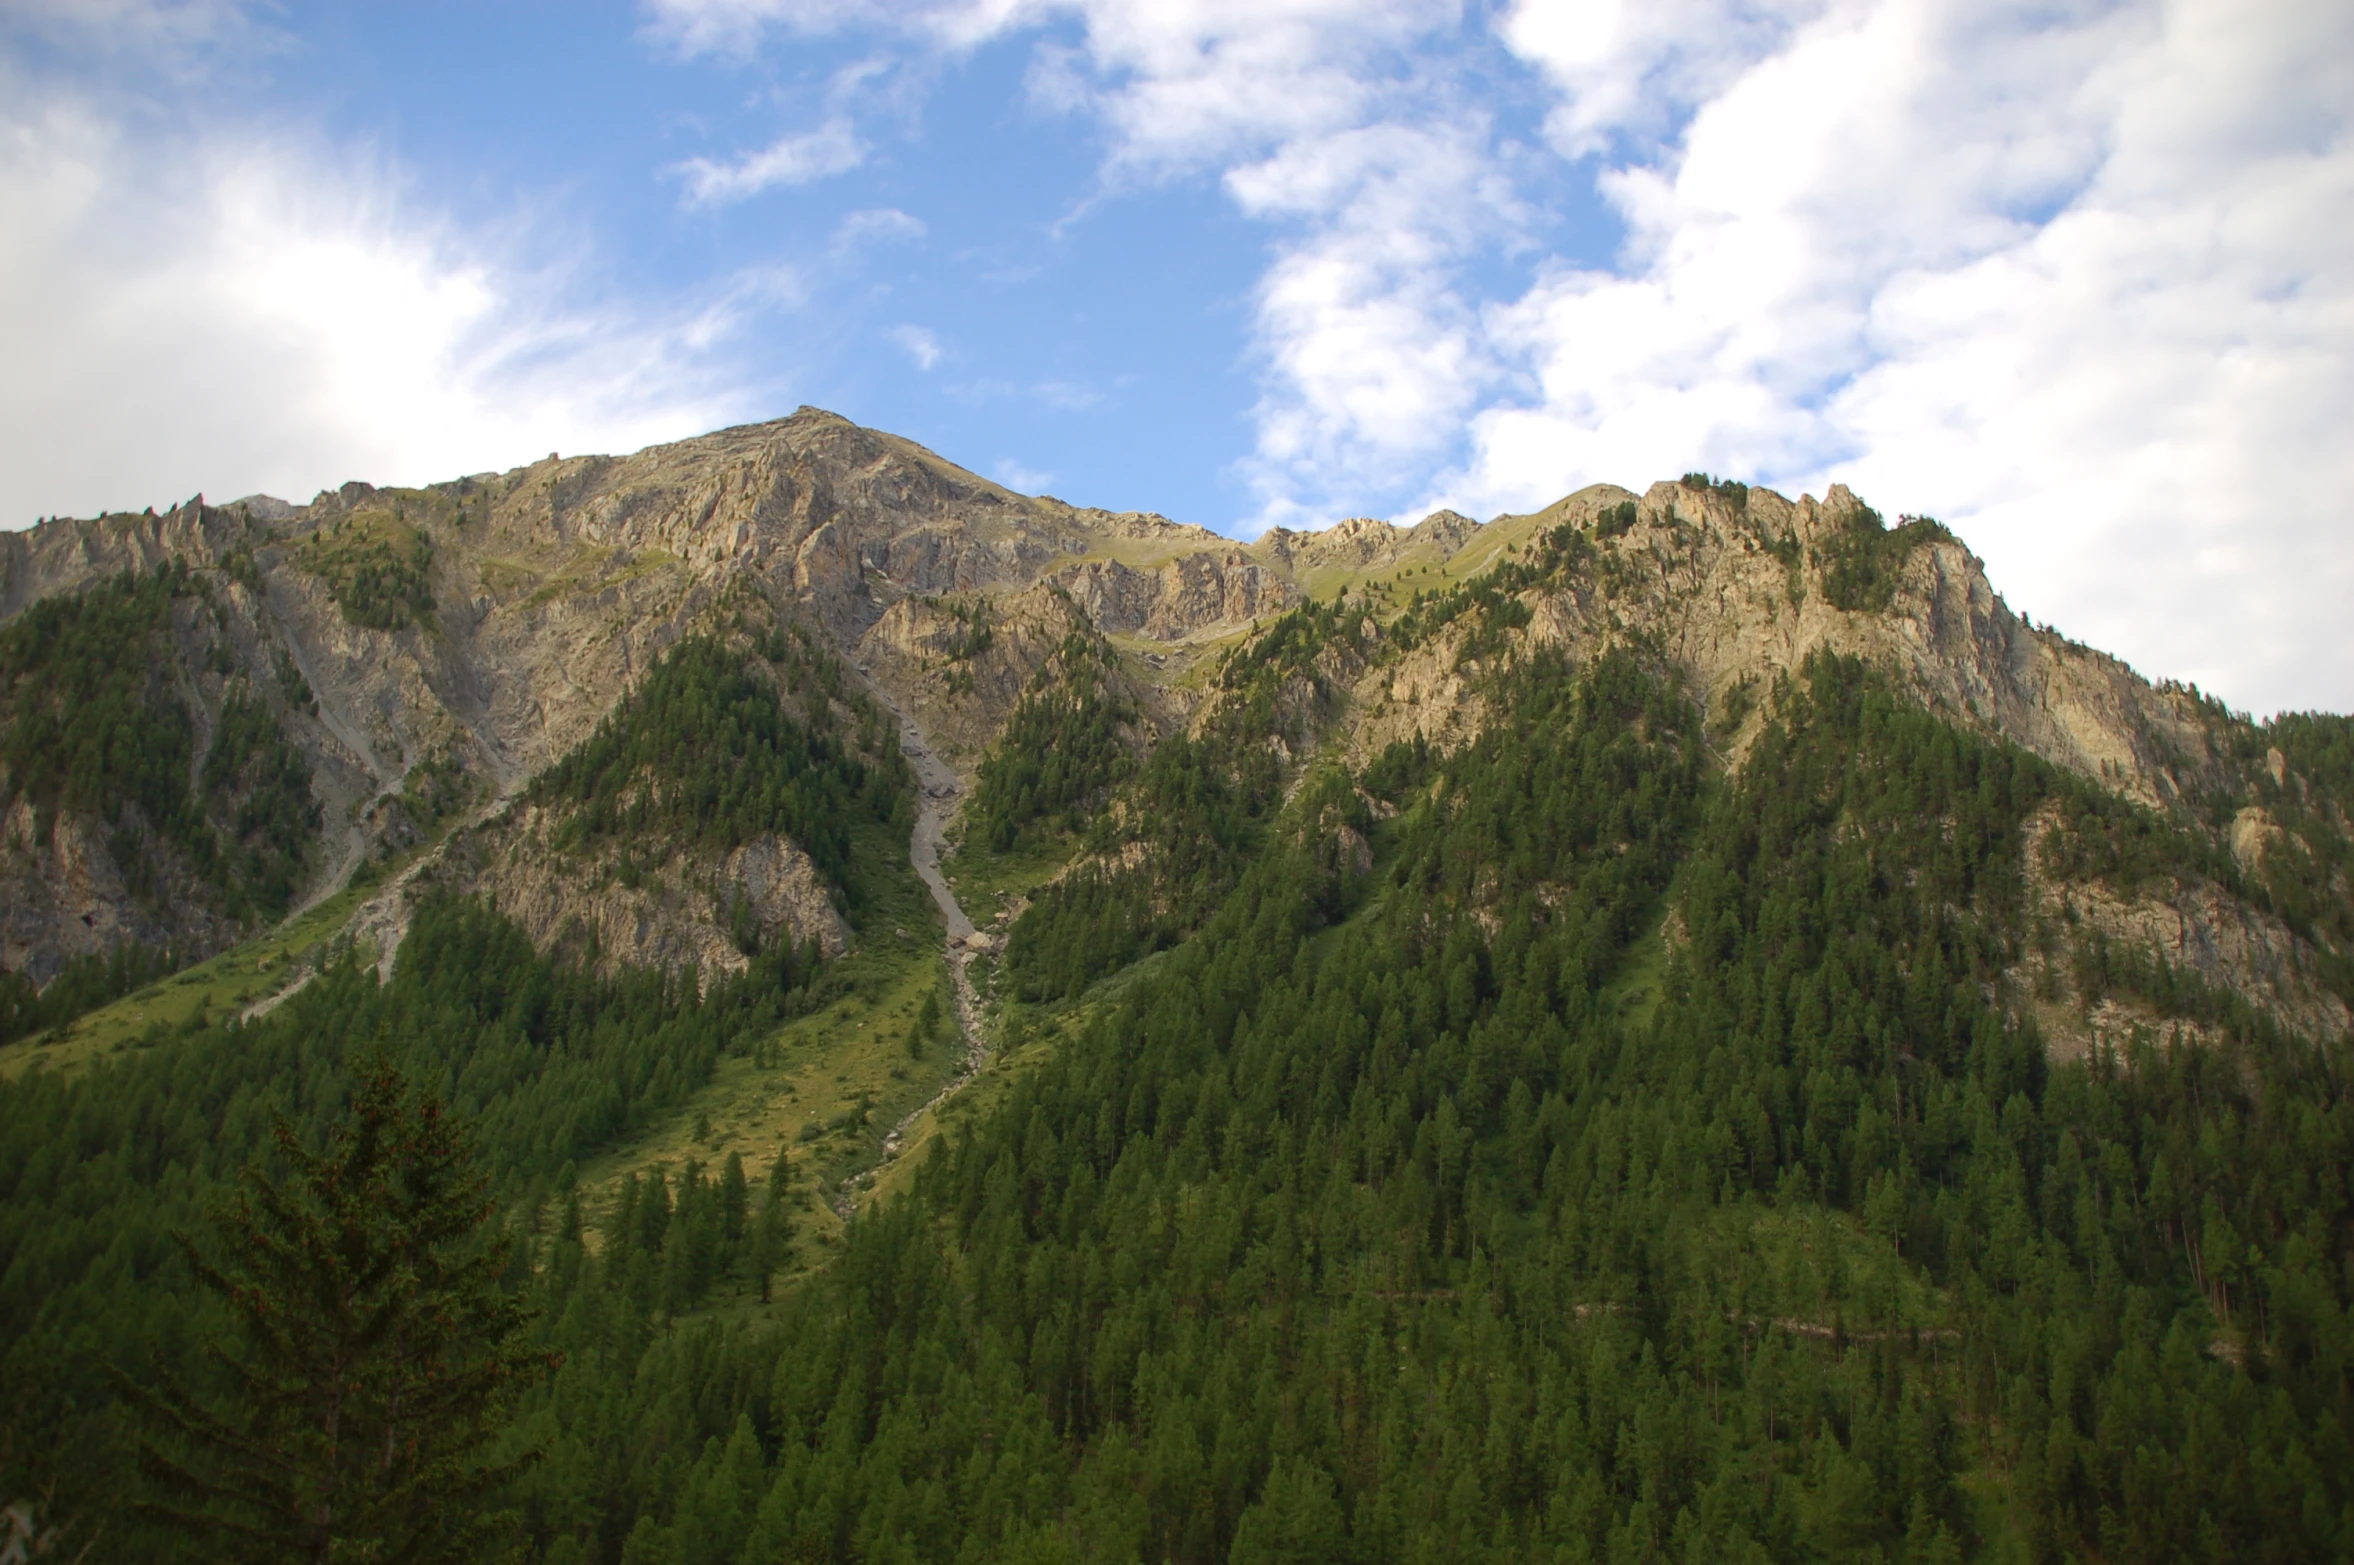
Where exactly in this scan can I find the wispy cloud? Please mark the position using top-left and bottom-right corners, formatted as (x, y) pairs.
(994, 457), (1055, 492)
(17, 0), (2351, 711)
(2, 0), (278, 75)
(889, 323), (942, 369)
(1450, 0), (2354, 713)
(833, 206), (927, 249)
(0, 73), (773, 523)
(673, 115), (866, 206)
(735, 0), (2348, 709)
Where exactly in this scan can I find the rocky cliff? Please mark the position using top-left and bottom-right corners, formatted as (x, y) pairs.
(2, 413), (2343, 1054)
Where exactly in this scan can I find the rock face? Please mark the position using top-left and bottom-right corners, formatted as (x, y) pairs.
(1346, 478), (2238, 818)
(0, 796), (239, 985)
(2020, 808), (2352, 1055)
(3, 414), (2344, 1053)
(1054, 551), (1299, 641)
(0, 411), (1251, 978)
(1255, 509), (1480, 579)
(437, 809), (850, 982)
(856, 584), (1091, 764)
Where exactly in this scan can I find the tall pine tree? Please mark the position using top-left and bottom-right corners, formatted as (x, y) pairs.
(123, 1061), (551, 1563)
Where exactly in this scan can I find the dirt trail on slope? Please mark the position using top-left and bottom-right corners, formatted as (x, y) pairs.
(840, 681), (991, 1217)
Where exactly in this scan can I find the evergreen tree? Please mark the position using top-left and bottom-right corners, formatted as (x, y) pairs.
(749, 1156), (794, 1304)
(121, 1061), (551, 1563)
(719, 1153), (749, 1253)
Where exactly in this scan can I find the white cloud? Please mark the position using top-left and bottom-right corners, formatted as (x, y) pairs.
(1443, 0), (2354, 713)
(673, 115), (866, 206)
(1043, 0), (1455, 176)
(0, 81), (768, 524)
(833, 206), (928, 247)
(18, 0), (2347, 713)
(994, 456), (1055, 491)
(889, 323), (943, 369)
(644, 0), (1038, 59)
(1228, 118), (1525, 526)
(968, 0), (2351, 710)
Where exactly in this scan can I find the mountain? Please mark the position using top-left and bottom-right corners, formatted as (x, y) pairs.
(1, 410), (2349, 1560)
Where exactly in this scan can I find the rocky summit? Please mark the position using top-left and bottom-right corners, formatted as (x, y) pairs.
(1, 409), (2334, 1044)
(2, 410), (2350, 1562)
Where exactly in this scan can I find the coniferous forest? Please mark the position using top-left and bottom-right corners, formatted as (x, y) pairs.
(2, 485), (2351, 1563)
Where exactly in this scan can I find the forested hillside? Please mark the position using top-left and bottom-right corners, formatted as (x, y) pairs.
(0, 562), (317, 1036)
(1, 423), (2349, 1561)
(530, 651), (2349, 1564)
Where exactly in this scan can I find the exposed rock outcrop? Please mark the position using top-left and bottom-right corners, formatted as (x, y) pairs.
(1054, 551), (1299, 641)
(436, 807), (849, 982)
(4, 412), (2340, 1056)
(2018, 807), (2351, 1055)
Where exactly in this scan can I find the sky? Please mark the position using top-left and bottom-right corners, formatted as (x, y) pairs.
(1, 0), (2348, 716)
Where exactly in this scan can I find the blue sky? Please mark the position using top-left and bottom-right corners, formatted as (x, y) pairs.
(2, 0), (2350, 713)
(278, 4), (1273, 513)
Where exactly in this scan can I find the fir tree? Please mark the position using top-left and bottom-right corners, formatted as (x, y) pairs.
(749, 1155), (794, 1304)
(121, 1061), (552, 1564)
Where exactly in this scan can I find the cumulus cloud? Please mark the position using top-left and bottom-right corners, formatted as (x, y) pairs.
(17, 0), (2348, 711)
(1449, 0), (2354, 712)
(801, 0), (2347, 708)
(673, 116), (866, 206)
(1228, 118), (1526, 526)
(0, 80), (767, 524)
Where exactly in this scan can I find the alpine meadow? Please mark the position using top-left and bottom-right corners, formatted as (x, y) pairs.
(2, 411), (2350, 1564)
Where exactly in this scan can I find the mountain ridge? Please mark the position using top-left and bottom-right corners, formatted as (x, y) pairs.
(3, 409), (2352, 1562)
(0, 407), (2341, 1044)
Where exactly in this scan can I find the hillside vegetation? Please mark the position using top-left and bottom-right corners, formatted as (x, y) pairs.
(0, 415), (2348, 1561)
(0, 563), (317, 1034)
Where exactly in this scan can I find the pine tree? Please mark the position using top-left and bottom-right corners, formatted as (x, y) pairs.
(906, 983), (942, 1060)
(121, 1060), (552, 1563)
(749, 1154), (794, 1304)
(720, 1151), (749, 1253)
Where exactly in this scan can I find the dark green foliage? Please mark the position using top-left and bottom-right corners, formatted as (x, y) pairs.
(0, 943), (178, 1047)
(1649, 656), (2354, 1559)
(1001, 601), (1374, 1002)
(1, 564), (200, 852)
(201, 686), (321, 919)
(0, 565), (315, 925)
(1392, 572), (1532, 657)
(968, 633), (1136, 851)
(6, 566), (2350, 1564)
(1815, 506), (1954, 612)
(2236, 712), (2354, 1006)
(748, 1154), (793, 1302)
(1001, 728), (1267, 1002)
(301, 518), (435, 630)
(122, 1062), (550, 1563)
(526, 632), (912, 907)
(1681, 472), (1750, 508)
(577, 651), (2347, 1564)
(905, 983), (946, 1059)
(388, 743), (476, 843)
(2267, 712), (2354, 810)
(1392, 523), (1589, 655)
(2038, 765), (2238, 895)
(0, 893), (827, 1546)
(1595, 499), (1639, 538)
